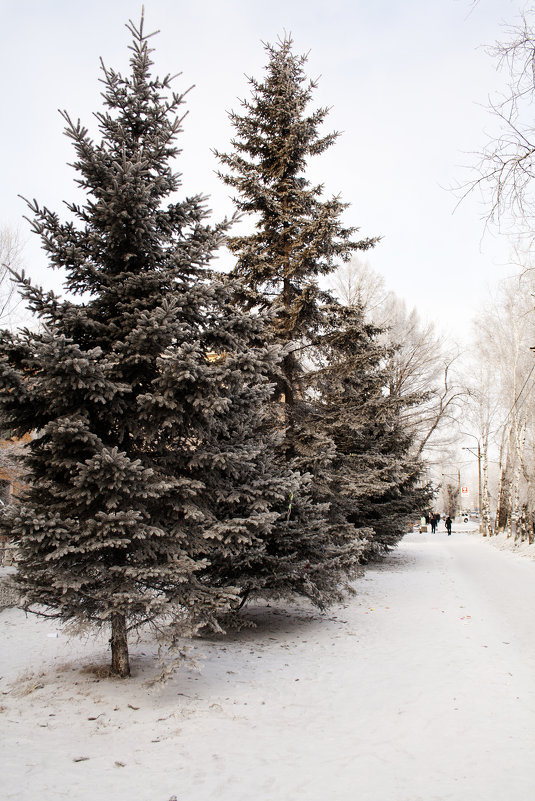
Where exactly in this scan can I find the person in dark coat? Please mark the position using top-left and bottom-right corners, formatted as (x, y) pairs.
(445, 516), (452, 536)
(430, 514), (437, 534)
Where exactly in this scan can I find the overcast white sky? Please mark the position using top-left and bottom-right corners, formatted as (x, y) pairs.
(0, 0), (524, 343)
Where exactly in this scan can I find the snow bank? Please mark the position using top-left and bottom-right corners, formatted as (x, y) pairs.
(2, 531), (535, 801)
(463, 522), (535, 561)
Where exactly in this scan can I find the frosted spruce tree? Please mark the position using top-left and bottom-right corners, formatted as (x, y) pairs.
(216, 37), (407, 559)
(216, 37), (378, 436)
(309, 303), (431, 557)
(0, 17), (318, 676)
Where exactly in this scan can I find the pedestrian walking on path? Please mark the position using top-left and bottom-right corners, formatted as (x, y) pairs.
(445, 515), (452, 535)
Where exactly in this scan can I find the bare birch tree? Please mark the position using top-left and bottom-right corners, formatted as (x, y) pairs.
(469, 271), (535, 540)
(0, 227), (24, 328)
(331, 260), (465, 462)
(461, 9), (535, 242)
(381, 296), (465, 459)
(0, 228), (26, 497)
(329, 255), (393, 315)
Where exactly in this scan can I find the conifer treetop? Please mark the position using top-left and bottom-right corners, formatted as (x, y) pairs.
(229, 35), (338, 178)
(20, 11), (230, 312)
(215, 35), (378, 322)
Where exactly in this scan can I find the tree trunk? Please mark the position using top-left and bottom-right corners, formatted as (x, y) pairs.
(280, 264), (296, 458)
(111, 612), (130, 678)
(510, 462), (522, 541)
(496, 464), (511, 532)
(481, 433), (491, 536)
(495, 426), (511, 533)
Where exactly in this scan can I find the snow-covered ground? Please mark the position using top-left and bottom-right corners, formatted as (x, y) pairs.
(471, 525), (535, 561)
(2, 523), (535, 801)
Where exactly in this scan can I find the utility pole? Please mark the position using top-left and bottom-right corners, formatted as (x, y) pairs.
(462, 433), (482, 532)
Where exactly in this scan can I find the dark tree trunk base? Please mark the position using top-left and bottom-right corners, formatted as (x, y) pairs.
(111, 613), (130, 678)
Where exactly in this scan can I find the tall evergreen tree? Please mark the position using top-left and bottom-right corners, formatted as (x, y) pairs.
(216, 36), (427, 554)
(215, 36), (378, 445)
(0, 16), (312, 676)
(212, 36), (409, 607)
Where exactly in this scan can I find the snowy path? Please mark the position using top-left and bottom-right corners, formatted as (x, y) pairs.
(2, 528), (535, 801)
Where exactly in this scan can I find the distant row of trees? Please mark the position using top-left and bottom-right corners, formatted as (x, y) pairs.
(464, 270), (535, 542)
(0, 16), (456, 676)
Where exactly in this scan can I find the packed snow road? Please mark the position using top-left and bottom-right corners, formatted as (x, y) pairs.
(2, 527), (535, 801)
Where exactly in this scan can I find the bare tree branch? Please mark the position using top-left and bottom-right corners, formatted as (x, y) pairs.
(458, 10), (535, 241)
(331, 259), (465, 462)
(0, 227), (24, 327)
